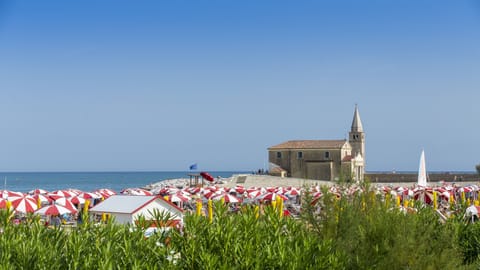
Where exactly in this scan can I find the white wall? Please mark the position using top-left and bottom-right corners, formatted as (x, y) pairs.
(111, 213), (133, 224)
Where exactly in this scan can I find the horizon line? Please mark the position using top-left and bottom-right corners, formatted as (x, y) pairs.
(0, 170), (476, 174)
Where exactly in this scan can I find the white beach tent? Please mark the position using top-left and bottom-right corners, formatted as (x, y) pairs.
(89, 195), (184, 225)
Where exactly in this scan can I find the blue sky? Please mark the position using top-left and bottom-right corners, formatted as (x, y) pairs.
(0, 1), (479, 172)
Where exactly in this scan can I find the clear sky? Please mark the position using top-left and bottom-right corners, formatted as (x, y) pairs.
(0, 1), (479, 172)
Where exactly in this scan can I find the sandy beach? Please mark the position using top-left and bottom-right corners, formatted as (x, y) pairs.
(144, 174), (480, 192)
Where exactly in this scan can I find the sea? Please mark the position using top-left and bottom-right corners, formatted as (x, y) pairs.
(0, 171), (248, 194)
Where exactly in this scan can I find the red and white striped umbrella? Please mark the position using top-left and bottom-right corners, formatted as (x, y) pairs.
(246, 190), (262, 199)
(168, 192), (191, 203)
(94, 188), (117, 199)
(36, 204), (77, 216)
(33, 194), (52, 204)
(211, 193), (241, 203)
(70, 196), (87, 205)
(77, 192), (102, 200)
(54, 198), (78, 211)
(256, 192), (288, 202)
(9, 196), (38, 213)
(184, 187), (202, 195)
(120, 188), (153, 196)
(203, 190), (222, 199)
(413, 187), (434, 204)
(284, 188), (300, 197)
(310, 192), (324, 205)
(158, 187), (179, 196)
(66, 189), (83, 196)
(234, 185), (246, 194)
(1, 190), (25, 198)
(28, 189), (49, 195)
(50, 190), (75, 198)
(266, 187), (277, 193)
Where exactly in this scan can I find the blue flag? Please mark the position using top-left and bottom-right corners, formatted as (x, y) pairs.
(189, 163), (198, 170)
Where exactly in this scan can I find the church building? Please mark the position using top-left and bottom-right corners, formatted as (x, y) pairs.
(267, 106), (365, 182)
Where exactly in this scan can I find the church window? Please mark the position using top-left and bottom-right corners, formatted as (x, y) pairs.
(276, 152), (282, 158)
(325, 151), (330, 159)
(297, 152), (303, 159)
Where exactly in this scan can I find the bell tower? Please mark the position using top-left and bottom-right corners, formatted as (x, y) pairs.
(349, 104), (365, 165)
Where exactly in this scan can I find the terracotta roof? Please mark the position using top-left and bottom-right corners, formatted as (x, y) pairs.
(342, 155), (353, 162)
(268, 140), (348, 150)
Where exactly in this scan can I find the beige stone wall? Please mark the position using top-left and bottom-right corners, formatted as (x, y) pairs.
(269, 148), (346, 180)
(269, 150), (291, 173)
(306, 162), (332, 180)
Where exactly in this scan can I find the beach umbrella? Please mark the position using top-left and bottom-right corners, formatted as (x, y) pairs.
(66, 189), (83, 196)
(246, 190), (262, 199)
(94, 188), (117, 199)
(168, 193), (191, 203)
(132, 188), (153, 196)
(120, 188), (153, 196)
(70, 196), (87, 205)
(33, 194), (53, 204)
(266, 187), (277, 193)
(50, 190), (75, 198)
(246, 187), (259, 193)
(284, 188), (300, 197)
(347, 185), (364, 196)
(9, 196), (38, 213)
(185, 187), (202, 195)
(77, 192), (102, 200)
(200, 172), (215, 182)
(234, 185), (246, 194)
(466, 205), (480, 216)
(54, 197), (78, 211)
(157, 187), (180, 196)
(28, 189), (49, 195)
(413, 187), (434, 204)
(211, 193), (241, 203)
(36, 204), (77, 216)
(310, 192), (324, 206)
(1, 190), (25, 199)
(204, 186), (220, 192)
(203, 190), (222, 199)
(436, 187), (452, 202)
(256, 192), (288, 202)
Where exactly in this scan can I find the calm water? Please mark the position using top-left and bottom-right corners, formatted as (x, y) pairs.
(0, 171), (247, 193)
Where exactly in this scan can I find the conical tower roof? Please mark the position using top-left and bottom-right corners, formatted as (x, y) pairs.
(351, 104), (363, 132)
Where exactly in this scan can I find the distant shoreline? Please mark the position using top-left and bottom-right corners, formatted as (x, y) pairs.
(0, 170), (475, 174)
(367, 171), (477, 174)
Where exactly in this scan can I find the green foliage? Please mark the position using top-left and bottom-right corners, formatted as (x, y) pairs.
(458, 221), (480, 265)
(1, 186), (480, 269)
(301, 183), (464, 269)
(0, 209), (172, 269)
(476, 164), (480, 176)
(170, 200), (341, 269)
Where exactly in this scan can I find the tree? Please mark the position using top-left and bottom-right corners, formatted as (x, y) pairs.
(476, 164), (480, 175)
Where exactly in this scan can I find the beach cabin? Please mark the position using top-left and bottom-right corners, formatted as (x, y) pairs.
(89, 195), (184, 225)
